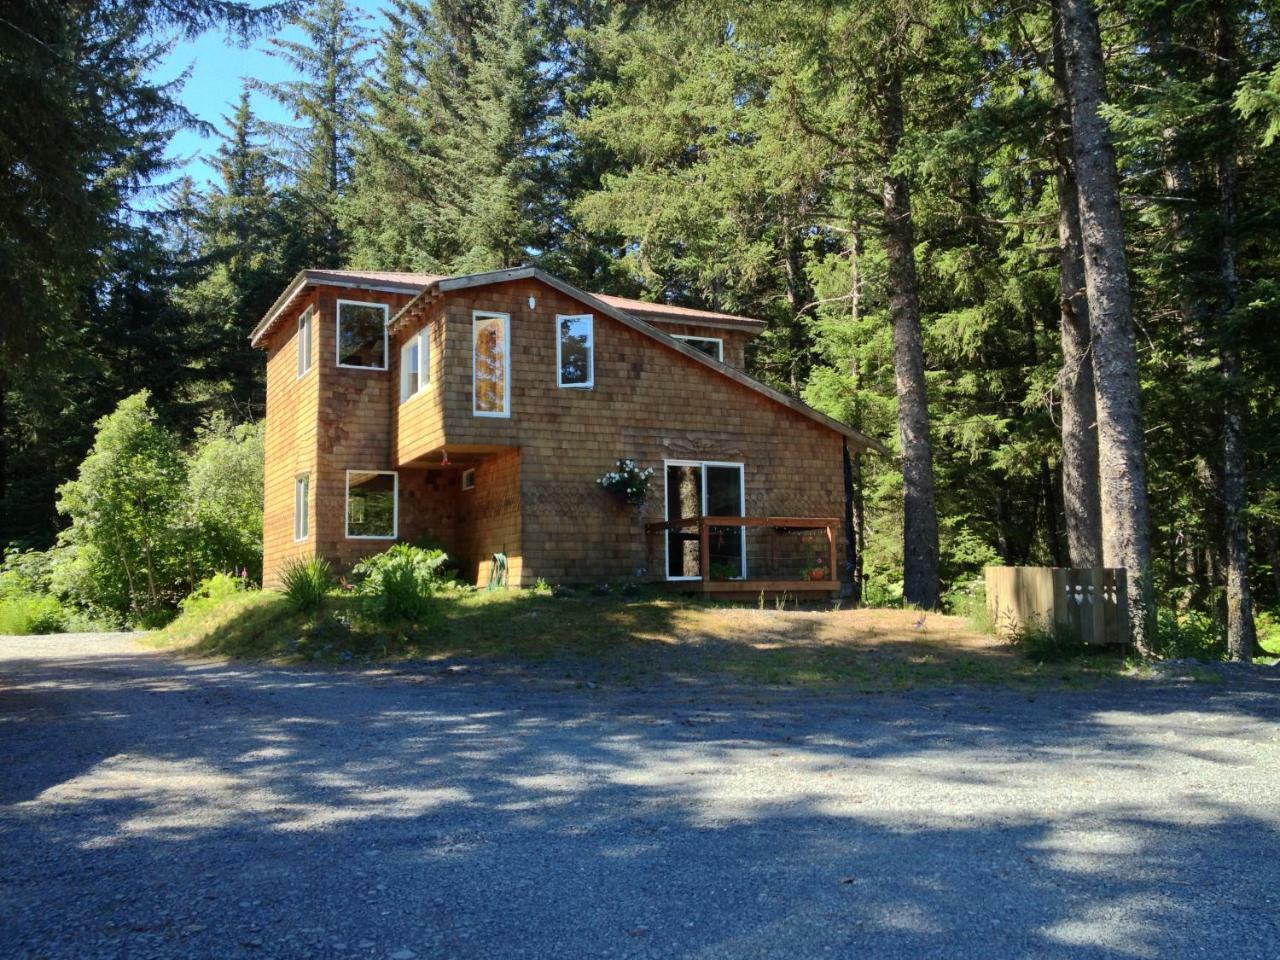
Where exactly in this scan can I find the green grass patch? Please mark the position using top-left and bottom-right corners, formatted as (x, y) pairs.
(146, 586), (1138, 692)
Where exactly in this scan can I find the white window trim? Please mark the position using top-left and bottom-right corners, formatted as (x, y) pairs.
(293, 473), (310, 542)
(555, 313), (595, 389)
(399, 328), (430, 403)
(672, 334), (724, 362)
(344, 469), (399, 540)
(471, 310), (511, 418)
(336, 299), (389, 371)
(461, 468), (476, 491)
(297, 307), (313, 378)
(661, 459), (746, 582)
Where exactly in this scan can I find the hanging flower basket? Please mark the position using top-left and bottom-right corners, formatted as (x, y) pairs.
(597, 459), (654, 507)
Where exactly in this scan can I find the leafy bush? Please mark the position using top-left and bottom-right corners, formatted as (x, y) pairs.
(187, 416), (264, 583)
(0, 592), (68, 635)
(351, 544), (449, 623)
(180, 572), (246, 617)
(942, 577), (991, 632)
(1152, 608), (1225, 661)
(50, 394), (265, 624)
(1257, 610), (1280, 656)
(280, 557), (334, 614)
(1001, 614), (1087, 662)
(861, 578), (903, 608)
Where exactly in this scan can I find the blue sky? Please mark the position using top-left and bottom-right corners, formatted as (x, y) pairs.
(153, 1), (387, 191)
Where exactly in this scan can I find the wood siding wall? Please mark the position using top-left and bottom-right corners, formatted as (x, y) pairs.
(397, 278), (845, 585)
(263, 276), (847, 588)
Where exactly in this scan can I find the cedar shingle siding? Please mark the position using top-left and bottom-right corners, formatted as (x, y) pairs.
(259, 270), (873, 588)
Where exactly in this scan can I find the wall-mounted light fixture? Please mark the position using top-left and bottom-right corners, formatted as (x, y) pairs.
(528, 295), (536, 309)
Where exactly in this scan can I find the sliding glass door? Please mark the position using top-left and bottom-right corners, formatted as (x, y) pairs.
(664, 461), (745, 580)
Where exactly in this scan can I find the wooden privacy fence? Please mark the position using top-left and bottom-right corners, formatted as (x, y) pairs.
(985, 566), (1129, 646)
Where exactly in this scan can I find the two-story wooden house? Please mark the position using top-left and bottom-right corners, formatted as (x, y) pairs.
(252, 266), (882, 593)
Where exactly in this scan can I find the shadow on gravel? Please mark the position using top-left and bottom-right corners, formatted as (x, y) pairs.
(2, 643), (1279, 959)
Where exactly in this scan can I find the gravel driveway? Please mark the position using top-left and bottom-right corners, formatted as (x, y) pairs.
(2, 633), (1279, 960)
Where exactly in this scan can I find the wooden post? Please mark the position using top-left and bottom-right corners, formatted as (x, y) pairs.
(700, 518), (710, 586)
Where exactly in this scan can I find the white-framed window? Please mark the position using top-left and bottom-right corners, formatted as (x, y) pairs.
(673, 335), (724, 362)
(336, 300), (389, 370)
(345, 470), (398, 540)
(472, 311), (510, 417)
(661, 460), (746, 581)
(461, 468), (476, 491)
(556, 313), (594, 388)
(294, 473), (310, 541)
(297, 307), (313, 378)
(399, 328), (430, 402)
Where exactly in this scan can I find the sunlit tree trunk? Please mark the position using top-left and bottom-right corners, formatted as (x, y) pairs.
(1060, 0), (1155, 651)
(1050, 0), (1103, 569)
(879, 67), (940, 610)
(1215, 7), (1256, 660)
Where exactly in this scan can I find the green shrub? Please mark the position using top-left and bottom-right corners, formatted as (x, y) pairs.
(1001, 614), (1087, 662)
(861, 578), (903, 608)
(1256, 610), (1280, 655)
(280, 557), (334, 614)
(180, 572), (245, 617)
(942, 577), (991, 632)
(1152, 608), (1225, 661)
(351, 544), (449, 623)
(0, 592), (68, 635)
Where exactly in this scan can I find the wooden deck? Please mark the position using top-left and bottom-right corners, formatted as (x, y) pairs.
(644, 515), (841, 594)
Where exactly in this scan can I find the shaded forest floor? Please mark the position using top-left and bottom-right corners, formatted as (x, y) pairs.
(146, 588), (1145, 693)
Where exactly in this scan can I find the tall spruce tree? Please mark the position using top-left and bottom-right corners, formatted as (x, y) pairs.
(252, 0), (371, 267)
(1060, 0), (1156, 650)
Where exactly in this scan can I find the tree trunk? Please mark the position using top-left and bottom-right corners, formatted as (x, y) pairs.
(1215, 10), (1256, 661)
(1041, 458), (1066, 566)
(1050, 0), (1104, 569)
(842, 439), (862, 604)
(878, 68), (940, 610)
(1060, 0), (1155, 651)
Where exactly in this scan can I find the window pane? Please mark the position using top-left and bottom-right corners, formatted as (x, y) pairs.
(559, 315), (592, 385)
(473, 315), (507, 414)
(676, 336), (721, 360)
(338, 303), (387, 368)
(347, 472), (396, 538)
(294, 476), (309, 539)
(400, 339), (419, 401)
(297, 312), (311, 376)
(417, 330), (429, 387)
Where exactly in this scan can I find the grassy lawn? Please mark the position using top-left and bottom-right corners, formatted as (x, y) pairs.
(146, 586), (1134, 692)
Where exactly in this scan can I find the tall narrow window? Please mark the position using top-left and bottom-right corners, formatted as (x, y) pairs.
(336, 300), (388, 370)
(297, 308), (313, 377)
(400, 329), (429, 402)
(557, 314), (594, 388)
(472, 311), (510, 416)
(294, 474), (309, 541)
(346, 470), (398, 539)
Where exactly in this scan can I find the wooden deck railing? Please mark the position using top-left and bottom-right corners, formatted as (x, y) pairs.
(643, 515), (841, 593)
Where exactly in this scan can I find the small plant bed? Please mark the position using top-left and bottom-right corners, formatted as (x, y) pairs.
(149, 583), (1135, 692)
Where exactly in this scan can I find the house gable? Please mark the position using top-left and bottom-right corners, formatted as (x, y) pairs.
(388, 266), (885, 454)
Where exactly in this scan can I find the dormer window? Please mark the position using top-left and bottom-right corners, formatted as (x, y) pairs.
(673, 334), (723, 362)
(337, 300), (388, 370)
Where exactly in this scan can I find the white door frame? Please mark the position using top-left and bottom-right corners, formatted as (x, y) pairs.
(661, 459), (746, 581)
